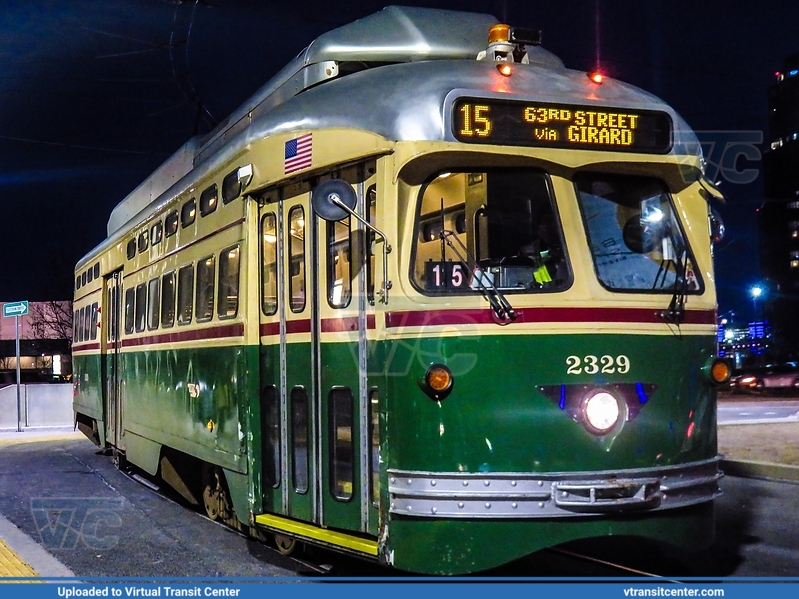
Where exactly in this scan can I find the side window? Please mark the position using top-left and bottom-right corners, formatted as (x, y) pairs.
(83, 306), (90, 341)
(124, 288), (135, 335)
(135, 282), (147, 333)
(165, 211), (178, 237)
(126, 239), (136, 260)
(147, 278), (160, 330)
(137, 230), (149, 252)
(82, 271), (87, 286)
(222, 169), (242, 204)
(329, 387), (354, 501)
(196, 256), (215, 322)
(73, 310), (78, 343)
(90, 302), (99, 340)
(76, 308), (83, 343)
(288, 205), (306, 313)
(327, 217), (351, 308)
(261, 385), (281, 488)
(76, 276), (81, 291)
(181, 198), (196, 229)
(200, 185), (218, 217)
(177, 264), (194, 325)
(151, 221), (163, 246)
(261, 213), (278, 316)
(291, 387), (309, 494)
(87, 267), (93, 283)
(218, 245), (240, 319)
(369, 388), (380, 506)
(93, 263), (100, 280)
(161, 271), (176, 328)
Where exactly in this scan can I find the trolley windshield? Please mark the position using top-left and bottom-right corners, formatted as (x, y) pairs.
(411, 169), (570, 294)
(574, 173), (703, 293)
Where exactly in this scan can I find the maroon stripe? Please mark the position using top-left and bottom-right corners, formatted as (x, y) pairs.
(286, 319), (311, 335)
(261, 314), (377, 337)
(73, 342), (101, 352)
(260, 322), (280, 337)
(120, 323), (244, 347)
(385, 307), (716, 329)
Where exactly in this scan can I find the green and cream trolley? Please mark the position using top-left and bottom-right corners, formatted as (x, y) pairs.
(73, 6), (729, 574)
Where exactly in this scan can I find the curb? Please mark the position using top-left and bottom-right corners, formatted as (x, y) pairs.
(721, 459), (799, 484)
(0, 513), (76, 578)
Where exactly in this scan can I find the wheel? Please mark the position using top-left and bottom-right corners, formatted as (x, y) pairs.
(201, 466), (233, 523)
(274, 533), (297, 556)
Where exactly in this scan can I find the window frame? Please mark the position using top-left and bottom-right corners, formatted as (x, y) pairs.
(200, 184), (218, 217)
(177, 264), (194, 325)
(218, 245), (240, 319)
(181, 198), (197, 229)
(195, 255), (216, 323)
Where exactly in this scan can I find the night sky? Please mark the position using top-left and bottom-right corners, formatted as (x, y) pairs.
(2, 0), (797, 323)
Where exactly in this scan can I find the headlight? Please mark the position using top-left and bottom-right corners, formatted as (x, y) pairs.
(582, 391), (621, 434)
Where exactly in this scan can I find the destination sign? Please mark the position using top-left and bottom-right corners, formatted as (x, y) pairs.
(452, 98), (673, 153)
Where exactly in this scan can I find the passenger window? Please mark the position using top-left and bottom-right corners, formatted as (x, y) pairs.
(126, 239), (136, 260)
(200, 185), (218, 217)
(151, 221), (163, 245)
(82, 271), (87, 286)
(124, 288), (135, 335)
(222, 169), (241, 204)
(177, 264), (194, 325)
(135, 283), (147, 332)
(73, 310), (78, 342)
(165, 211), (178, 237)
(161, 271), (176, 328)
(288, 205), (306, 313)
(76, 276), (81, 291)
(181, 198), (196, 229)
(329, 387), (354, 501)
(261, 385), (281, 488)
(83, 306), (90, 342)
(94, 263), (100, 279)
(218, 245), (240, 319)
(291, 387), (309, 494)
(76, 308), (83, 343)
(87, 268), (93, 283)
(196, 256), (215, 322)
(327, 217), (351, 308)
(137, 230), (149, 252)
(147, 278), (160, 330)
(261, 213), (278, 316)
(90, 302), (99, 340)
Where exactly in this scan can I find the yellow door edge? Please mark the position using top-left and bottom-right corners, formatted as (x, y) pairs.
(254, 514), (379, 556)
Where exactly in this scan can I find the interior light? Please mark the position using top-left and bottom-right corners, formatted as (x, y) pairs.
(588, 71), (604, 84)
(497, 63), (513, 77)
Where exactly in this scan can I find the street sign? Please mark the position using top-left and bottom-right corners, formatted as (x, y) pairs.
(3, 301), (29, 317)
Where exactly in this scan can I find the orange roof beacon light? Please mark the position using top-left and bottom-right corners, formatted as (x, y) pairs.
(478, 23), (542, 64)
(588, 70), (605, 84)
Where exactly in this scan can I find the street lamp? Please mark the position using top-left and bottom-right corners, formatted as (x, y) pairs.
(751, 285), (763, 321)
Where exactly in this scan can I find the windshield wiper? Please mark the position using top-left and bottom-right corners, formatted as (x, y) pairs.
(439, 230), (517, 323)
(656, 241), (688, 324)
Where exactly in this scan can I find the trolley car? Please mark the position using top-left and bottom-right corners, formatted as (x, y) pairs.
(73, 6), (730, 574)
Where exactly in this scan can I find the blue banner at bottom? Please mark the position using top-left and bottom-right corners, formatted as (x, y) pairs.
(0, 580), (797, 599)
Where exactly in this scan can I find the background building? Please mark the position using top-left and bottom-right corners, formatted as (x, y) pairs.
(759, 53), (799, 358)
(0, 301), (72, 384)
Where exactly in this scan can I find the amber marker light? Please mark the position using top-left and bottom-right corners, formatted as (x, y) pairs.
(496, 63), (513, 77)
(421, 364), (454, 401)
(588, 71), (604, 84)
(705, 357), (732, 385)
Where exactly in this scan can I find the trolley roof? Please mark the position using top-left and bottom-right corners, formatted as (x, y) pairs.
(99, 6), (702, 257)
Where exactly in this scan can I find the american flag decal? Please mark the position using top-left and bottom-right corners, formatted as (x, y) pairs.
(284, 133), (313, 174)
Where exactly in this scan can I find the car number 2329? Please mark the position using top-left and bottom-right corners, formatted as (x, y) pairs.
(566, 354), (630, 375)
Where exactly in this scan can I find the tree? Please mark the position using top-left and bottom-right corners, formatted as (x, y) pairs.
(26, 300), (73, 376)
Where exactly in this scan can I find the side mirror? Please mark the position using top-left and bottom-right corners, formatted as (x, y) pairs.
(311, 179), (357, 222)
(311, 179), (392, 304)
(709, 206), (725, 244)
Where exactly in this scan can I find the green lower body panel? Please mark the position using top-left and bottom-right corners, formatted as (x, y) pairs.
(387, 502), (714, 574)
